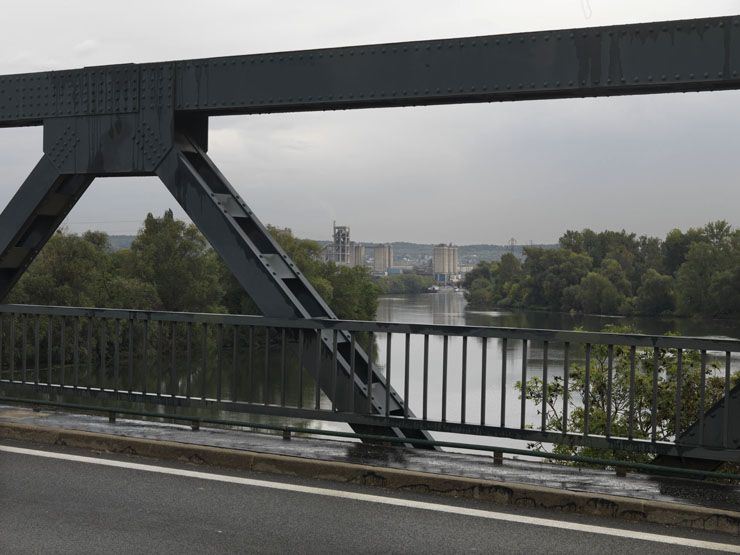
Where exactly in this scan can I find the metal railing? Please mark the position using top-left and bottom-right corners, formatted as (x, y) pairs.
(0, 304), (738, 462)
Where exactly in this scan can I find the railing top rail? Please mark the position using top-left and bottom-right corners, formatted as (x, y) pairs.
(2, 303), (739, 352)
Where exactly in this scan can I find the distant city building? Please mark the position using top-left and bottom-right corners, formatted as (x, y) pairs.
(432, 243), (459, 283)
(390, 265), (414, 274)
(350, 244), (365, 267)
(373, 244), (393, 274)
(325, 222), (351, 265)
(323, 222), (367, 268)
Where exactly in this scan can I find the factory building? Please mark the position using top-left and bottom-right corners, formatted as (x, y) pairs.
(325, 222), (351, 265)
(351, 244), (365, 267)
(432, 243), (459, 284)
(324, 222), (367, 268)
(373, 244), (393, 274)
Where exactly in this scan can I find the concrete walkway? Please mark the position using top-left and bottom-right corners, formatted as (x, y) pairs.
(1, 404), (738, 535)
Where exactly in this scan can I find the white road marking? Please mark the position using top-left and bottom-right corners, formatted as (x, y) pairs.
(1, 444), (738, 553)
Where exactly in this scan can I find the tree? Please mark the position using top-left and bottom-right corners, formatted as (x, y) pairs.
(465, 277), (496, 308)
(9, 230), (159, 309)
(598, 258), (632, 296)
(321, 264), (379, 321)
(572, 272), (623, 315)
(121, 210), (224, 313)
(704, 220), (733, 246)
(635, 270), (675, 315)
(636, 235), (664, 276)
(558, 229), (585, 253)
(707, 265), (740, 316)
(518, 325), (740, 462)
(521, 248), (592, 310)
(674, 242), (726, 316)
(662, 227), (705, 276)
(377, 274), (434, 294)
(463, 254), (524, 309)
(497, 253), (523, 282)
(466, 222), (740, 319)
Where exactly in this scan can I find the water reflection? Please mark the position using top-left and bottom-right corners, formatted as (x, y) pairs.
(378, 290), (740, 338)
(374, 290), (740, 454)
(377, 292), (556, 435)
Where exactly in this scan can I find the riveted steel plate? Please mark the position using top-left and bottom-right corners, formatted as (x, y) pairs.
(2, 15), (740, 128)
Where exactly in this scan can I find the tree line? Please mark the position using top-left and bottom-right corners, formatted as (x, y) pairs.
(8, 210), (379, 321)
(464, 221), (740, 317)
(376, 274), (434, 294)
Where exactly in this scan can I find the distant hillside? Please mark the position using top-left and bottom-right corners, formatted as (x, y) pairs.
(109, 235), (135, 250)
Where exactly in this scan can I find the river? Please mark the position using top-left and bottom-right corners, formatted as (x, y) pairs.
(226, 290), (738, 447)
(377, 289), (740, 338)
(369, 289), (740, 452)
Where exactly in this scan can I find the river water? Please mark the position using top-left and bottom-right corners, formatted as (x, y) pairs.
(370, 290), (740, 452)
(225, 290), (739, 447)
(377, 289), (740, 338)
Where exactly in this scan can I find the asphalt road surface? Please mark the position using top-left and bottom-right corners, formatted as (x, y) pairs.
(1, 440), (738, 554)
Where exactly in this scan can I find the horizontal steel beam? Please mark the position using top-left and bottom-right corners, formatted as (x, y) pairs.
(1, 15), (740, 127)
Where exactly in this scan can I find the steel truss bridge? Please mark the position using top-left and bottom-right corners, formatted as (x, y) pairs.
(0, 14), (738, 464)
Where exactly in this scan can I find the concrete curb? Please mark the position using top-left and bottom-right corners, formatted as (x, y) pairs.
(1, 421), (738, 536)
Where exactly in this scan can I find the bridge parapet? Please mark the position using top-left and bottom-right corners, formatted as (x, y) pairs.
(1, 14), (740, 455)
(0, 303), (737, 464)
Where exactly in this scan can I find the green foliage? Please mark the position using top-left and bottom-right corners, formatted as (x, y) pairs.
(10, 231), (159, 309)
(465, 221), (740, 318)
(321, 264), (378, 320)
(11, 212), (379, 321)
(635, 269), (675, 315)
(463, 253), (523, 308)
(675, 237), (740, 317)
(566, 272), (622, 315)
(519, 248), (591, 310)
(376, 273), (434, 295)
(662, 227), (704, 275)
(123, 210), (224, 312)
(517, 325), (740, 462)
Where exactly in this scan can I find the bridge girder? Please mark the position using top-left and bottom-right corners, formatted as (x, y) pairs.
(1, 15), (739, 129)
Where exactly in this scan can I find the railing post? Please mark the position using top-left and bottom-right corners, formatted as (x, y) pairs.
(0, 304), (737, 465)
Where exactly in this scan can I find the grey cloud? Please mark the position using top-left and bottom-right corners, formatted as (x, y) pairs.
(1, 1), (739, 244)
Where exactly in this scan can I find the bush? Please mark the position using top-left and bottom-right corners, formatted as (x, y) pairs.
(517, 325), (740, 462)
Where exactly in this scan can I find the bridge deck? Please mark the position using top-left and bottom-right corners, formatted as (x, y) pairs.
(1, 403), (737, 514)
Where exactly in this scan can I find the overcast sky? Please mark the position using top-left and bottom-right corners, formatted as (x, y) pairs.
(1, 1), (739, 244)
